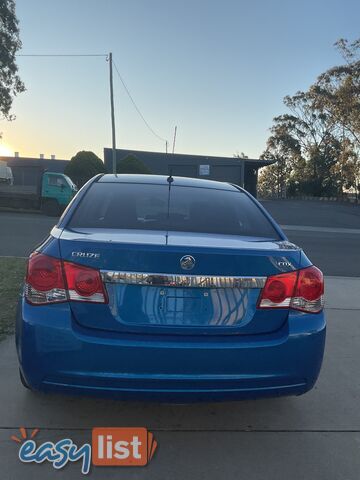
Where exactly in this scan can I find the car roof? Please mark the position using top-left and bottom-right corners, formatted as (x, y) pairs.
(98, 174), (240, 191)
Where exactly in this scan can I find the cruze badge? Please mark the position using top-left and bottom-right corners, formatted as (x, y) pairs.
(180, 255), (195, 271)
(72, 252), (100, 259)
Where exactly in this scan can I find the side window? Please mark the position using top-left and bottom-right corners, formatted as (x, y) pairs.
(48, 175), (66, 187)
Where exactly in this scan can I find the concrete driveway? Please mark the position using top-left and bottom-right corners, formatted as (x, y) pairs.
(0, 277), (359, 479)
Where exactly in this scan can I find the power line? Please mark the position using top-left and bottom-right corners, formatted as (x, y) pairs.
(17, 54), (107, 57)
(112, 59), (168, 145)
(16, 53), (170, 147)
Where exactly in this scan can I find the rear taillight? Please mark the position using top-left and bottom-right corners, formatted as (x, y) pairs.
(63, 261), (107, 303)
(291, 266), (324, 313)
(25, 253), (67, 304)
(258, 266), (324, 313)
(25, 253), (107, 305)
(258, 271), (298, 309)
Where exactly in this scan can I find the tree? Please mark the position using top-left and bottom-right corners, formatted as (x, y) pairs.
(259, 127), (301, 198)
(310, 38), (360, 198)
(330, 137), (360, 199)
(0, 0), (25, 121)
(234, 151), (249, 159)
(65, 151), (106, 187)
(312, 39), (360, 144)
(116, 155), (152, 174)
(259, 38), (360, 199)
(260, 93), (341, 197)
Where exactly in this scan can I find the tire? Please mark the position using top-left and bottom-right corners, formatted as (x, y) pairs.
(42, 199), (60, 216)
(19, 369), (30, 390)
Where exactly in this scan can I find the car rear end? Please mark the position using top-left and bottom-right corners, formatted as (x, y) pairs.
(16, 175), (326, 401)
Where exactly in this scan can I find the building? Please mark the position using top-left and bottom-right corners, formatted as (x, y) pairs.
(104, 148), (275, 197)
(2, 149), (275, 197)
(0, 155), (68, 186)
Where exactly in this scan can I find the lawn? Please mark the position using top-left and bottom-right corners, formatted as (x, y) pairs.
(0, 257), (27, 340)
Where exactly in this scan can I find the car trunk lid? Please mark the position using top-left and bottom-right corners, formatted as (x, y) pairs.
(57, 228), (301, 335)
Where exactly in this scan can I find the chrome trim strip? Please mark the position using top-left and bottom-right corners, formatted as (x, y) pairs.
(100, 271), (266, 289)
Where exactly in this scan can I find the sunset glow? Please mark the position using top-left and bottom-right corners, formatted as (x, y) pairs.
(0, 143), (14, 157)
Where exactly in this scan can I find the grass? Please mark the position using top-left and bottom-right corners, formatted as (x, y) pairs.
(0, 257), (27, 341)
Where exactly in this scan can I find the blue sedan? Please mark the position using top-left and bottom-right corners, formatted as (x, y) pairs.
(16, 174), (325, 401)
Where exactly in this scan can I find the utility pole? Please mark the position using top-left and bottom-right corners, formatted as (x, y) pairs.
(240, 159), (245, 188)
(172, 126), (177, 154)
(109, 52), (117, 174)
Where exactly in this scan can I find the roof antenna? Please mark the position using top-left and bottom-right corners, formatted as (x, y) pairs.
(167, 170), (174, 186)
(165, 169), (174, 245)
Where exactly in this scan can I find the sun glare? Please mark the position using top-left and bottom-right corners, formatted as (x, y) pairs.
(0, 143), (14, 157)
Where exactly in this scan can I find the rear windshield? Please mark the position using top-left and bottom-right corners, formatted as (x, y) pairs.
(68, 182), (280, 239)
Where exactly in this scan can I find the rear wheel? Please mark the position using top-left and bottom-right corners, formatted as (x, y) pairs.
(42, 199), (60, 216)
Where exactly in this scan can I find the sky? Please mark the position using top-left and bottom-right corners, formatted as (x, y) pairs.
(0, 0), (359, 161)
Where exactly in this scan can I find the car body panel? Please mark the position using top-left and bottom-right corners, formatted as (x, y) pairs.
(16, 296), (325, 401)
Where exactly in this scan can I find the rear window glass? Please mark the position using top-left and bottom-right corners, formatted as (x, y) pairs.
(68, 182), (280, 239)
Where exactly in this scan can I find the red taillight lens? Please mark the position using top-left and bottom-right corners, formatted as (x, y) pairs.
(63, 262), (107, 303)
(27, 253), (63, 291)
(76, 270), (100, 296)
(258, 271), (297, 308)
(25, 253), (66, 304)
(258, 266), (324, 313)
(297, 267), (323, 300)
(25, 254), (107, 305)
(291, 266), (324, 313)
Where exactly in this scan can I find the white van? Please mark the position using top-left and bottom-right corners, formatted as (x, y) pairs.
(0, 161), (13, 185)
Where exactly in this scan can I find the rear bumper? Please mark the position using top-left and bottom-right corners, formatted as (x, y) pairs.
(16, 297), (326, 402)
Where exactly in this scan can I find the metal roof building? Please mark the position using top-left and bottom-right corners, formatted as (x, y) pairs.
(2, 156), (68, 172)
(104, 148), (275, 197)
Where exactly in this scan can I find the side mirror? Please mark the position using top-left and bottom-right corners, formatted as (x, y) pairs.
(60, 184), (65, 191)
